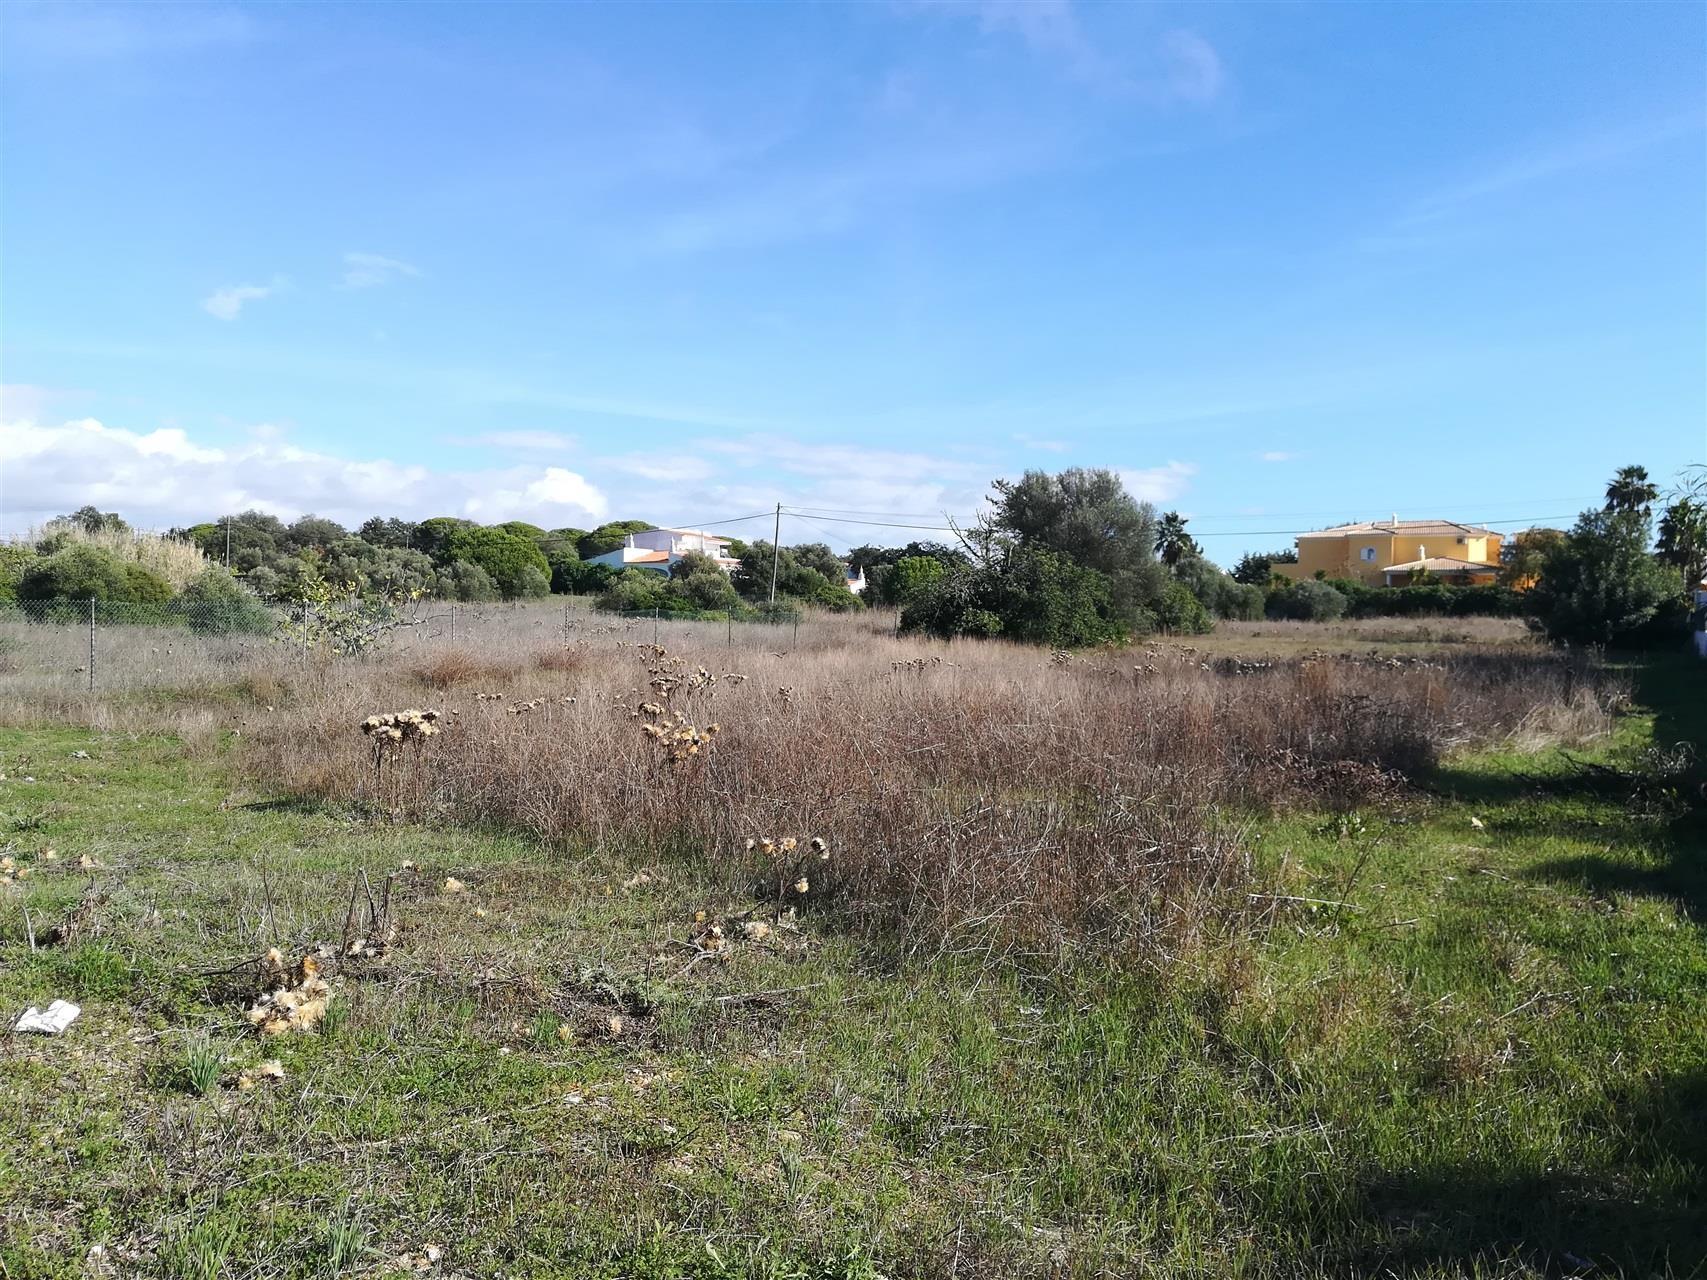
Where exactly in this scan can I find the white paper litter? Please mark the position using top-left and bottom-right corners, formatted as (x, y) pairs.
(13, 1000), (82, 1034)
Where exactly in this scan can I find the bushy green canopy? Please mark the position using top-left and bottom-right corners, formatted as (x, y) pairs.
(1530, 509), (1688, 647)
(444, 528), (551, 599)
(17, 544), (173, 604)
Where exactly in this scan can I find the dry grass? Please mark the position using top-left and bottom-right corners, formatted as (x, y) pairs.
(1203, 615), (1534, 654)
(229, 613), (1620, 960)
(20, 521), (212, 589)
(0, 603), (1621, 957)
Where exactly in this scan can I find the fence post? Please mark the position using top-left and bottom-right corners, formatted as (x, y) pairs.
(653, 607), (659, 646)
(727, 606), (732, 649)
(793, 615), (799, 647)
(87, 598), (96, 694)
(451, 604), (458, 645)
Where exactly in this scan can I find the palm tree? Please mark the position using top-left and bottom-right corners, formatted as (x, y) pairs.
(1656, 496), (1707, 588)
(1604, 465), (1659, 516)
(1155, 511), (1199, 567)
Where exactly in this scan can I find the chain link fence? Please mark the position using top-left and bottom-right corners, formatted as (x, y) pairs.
(0, 598), (823, 695)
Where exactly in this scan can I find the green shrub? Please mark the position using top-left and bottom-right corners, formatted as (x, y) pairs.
(1173, 555), (1263, 620)
(436, 560), (501, 602)
(902, 549), (1126, 647)
(177, 567), (276, 635)
(550, 554), (615, 595)
(515, 563), (551, 598)
(1153, 580), (1212, 633)
(0, 544), (36, 603)
(1530, 509), (1690, 647)
(17, 544), (174, 604)
(1266, 579), (1347, 622)
(598, 568), (671, 613)
(444, 528), (551, 599)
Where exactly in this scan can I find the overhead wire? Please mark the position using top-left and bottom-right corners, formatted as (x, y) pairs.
(774, 509), (1579, 538)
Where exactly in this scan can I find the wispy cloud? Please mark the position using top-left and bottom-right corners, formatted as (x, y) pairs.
(1, 384), (91, 420)
(202, 277), (284, 321)
(1014, 432), (1070, 453)
(1157, 30), (1223, 106)
(924, 0), (1089, 60)
(1260, 450), (1294, 463)
(447, 430), (576, 452)
(1118, 461), (1195, 504)
(341, 252), (422, 290)
(7, 3), (257, 62)
(629, 132), (1059, 255)
(899, 1), (1225, 104)
(1362, 109), (1705, 252)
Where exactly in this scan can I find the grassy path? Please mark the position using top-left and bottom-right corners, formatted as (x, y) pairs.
(0, 658), (1701, 1278)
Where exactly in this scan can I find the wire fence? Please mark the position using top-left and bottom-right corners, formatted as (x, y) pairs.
(0, 597), (823, 695)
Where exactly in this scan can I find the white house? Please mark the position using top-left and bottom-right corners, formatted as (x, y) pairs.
(584, 527), (741, 577)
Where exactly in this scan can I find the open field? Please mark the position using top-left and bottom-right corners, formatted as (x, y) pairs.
(0, 615), (1702, 1279)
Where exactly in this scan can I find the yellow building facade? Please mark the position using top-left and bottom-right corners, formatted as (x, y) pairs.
(1273, 520), (1503, 587)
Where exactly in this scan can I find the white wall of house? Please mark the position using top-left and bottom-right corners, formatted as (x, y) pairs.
(630, 528), (733, 559)
(584, 528), (739, 577)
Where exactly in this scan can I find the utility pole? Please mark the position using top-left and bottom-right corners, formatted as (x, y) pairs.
(769, 502), (782, 604)
(224, 516), (231, 569)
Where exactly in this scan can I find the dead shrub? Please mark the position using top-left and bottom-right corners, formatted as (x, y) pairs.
(409, 649), (518, 689)
(533, 646), (585, 674)
(244, 633), (1622, 960)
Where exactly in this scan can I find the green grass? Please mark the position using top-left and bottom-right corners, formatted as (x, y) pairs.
(0, 657), (1702, 1278)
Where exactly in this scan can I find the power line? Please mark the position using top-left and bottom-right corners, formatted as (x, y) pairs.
(771, 511), (1579, 538)
(784, 504), (950, 520)
(785, 510), (879, 549)
(1187, 500), (1601, 526)
(777, 513), (958, 533)
(676, 511), (776, 529)
(781, 497), (1600, 527)
(1191, 515), (1581, 538)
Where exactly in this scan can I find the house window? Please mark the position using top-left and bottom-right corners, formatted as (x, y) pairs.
(1360, 546), (1377, 562)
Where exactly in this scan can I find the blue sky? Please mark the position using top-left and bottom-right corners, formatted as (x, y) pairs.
(2, 0), (1702, 560)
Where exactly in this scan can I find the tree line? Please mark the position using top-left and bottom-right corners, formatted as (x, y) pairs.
(2, 460), (1700, 650)
(0, 508), (868, 620)
(847, 463), (1703, 649)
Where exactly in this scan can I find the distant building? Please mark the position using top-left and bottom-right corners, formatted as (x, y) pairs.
(845, 565), (867, 595)
(583, 527), (741, 577)
(1272, 519), (1503, 587)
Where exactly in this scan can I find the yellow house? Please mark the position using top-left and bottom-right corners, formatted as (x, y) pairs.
(1273, 519), (1503, 587)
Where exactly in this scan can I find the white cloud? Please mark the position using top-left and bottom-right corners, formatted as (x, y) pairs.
(465, 467), (608, 523)
(448, 430), (577, 452)
(1, 384), (89, 419)
(1117, 461), (1195, 504)
(202, 278), (283, 321)
(0, 416), (608, 533)
(606, 455), (718, 484)
(341, 252), (422, 290)
(1157, 30), (1223, 105)
(950, 0), (1086, 57)
(1013, 432), (1070, 453)
(8, 5), (257, 61)
(900, 2), (1224, 103)
(1, 414), (1146, 552)
(1260, 451), (1294, 463)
